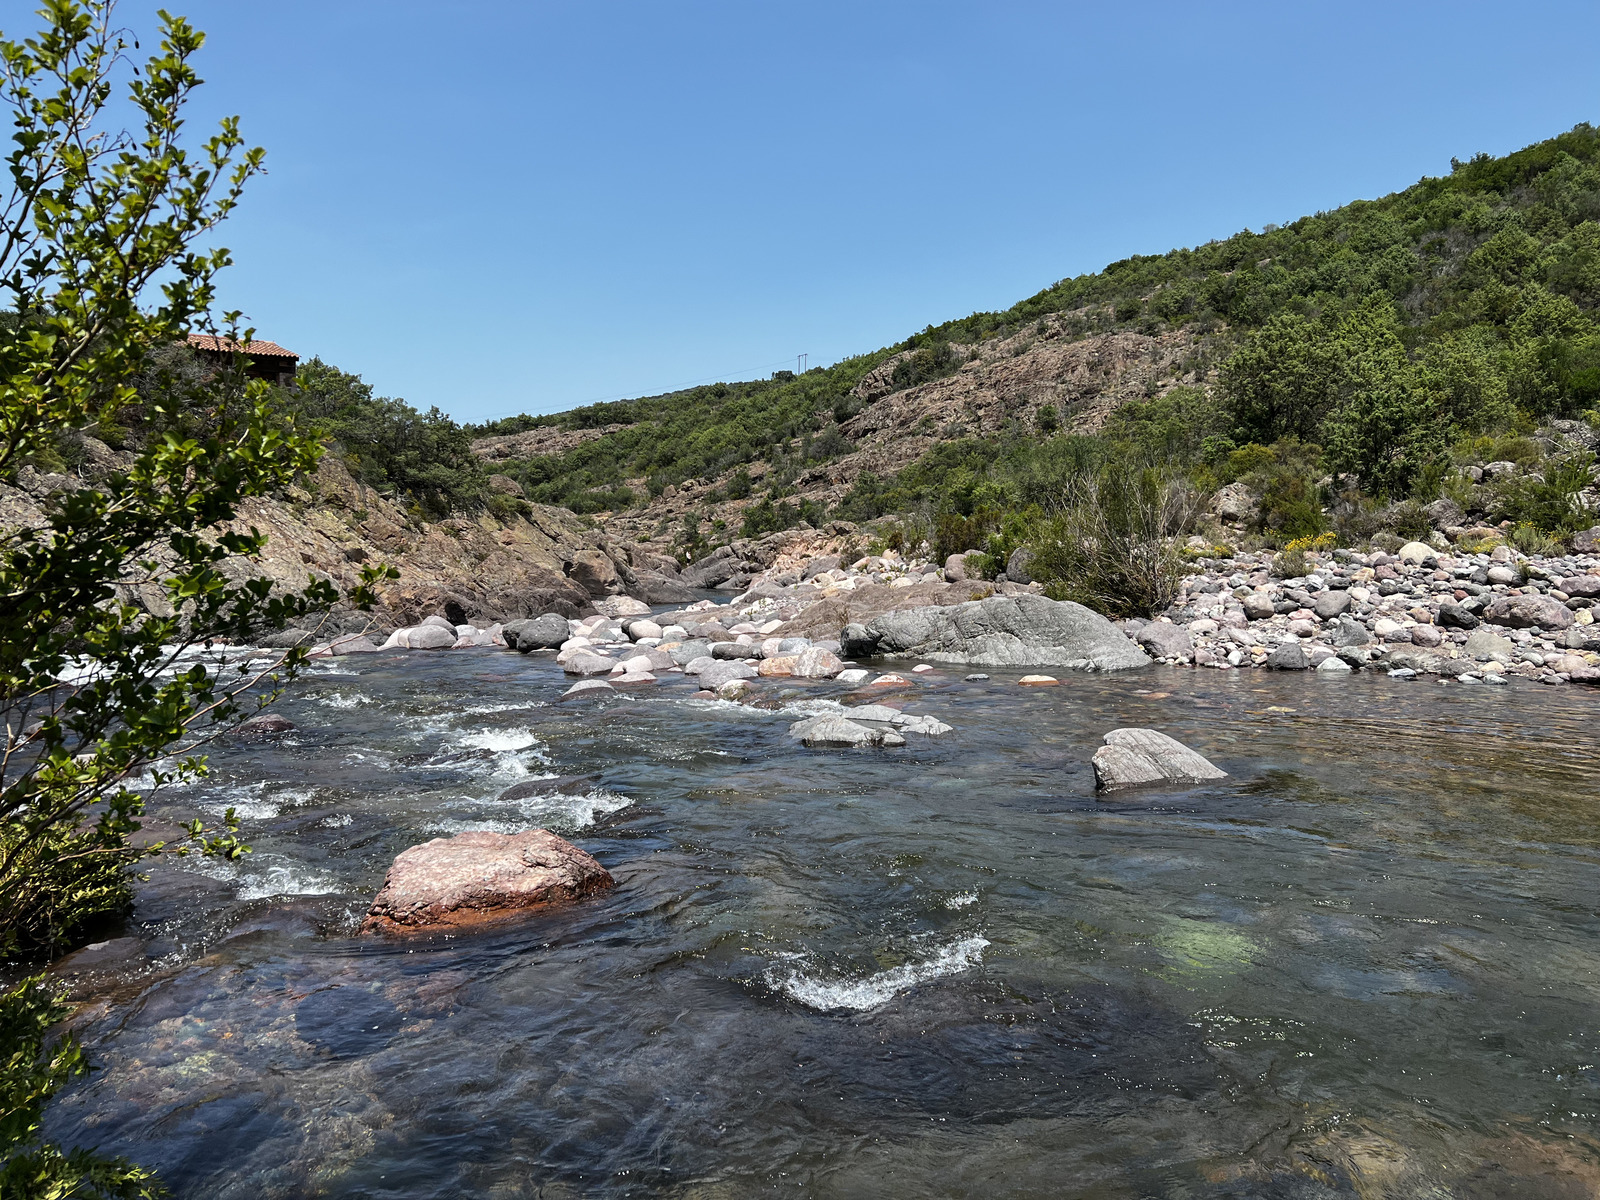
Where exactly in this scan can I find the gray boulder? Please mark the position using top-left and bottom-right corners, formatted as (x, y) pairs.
(1464, 629), (1515, 661)
(1242, 593), (1276, 621)
(846, 593), (1149, 671)
(1266, 642), (1309, 670)
(237, 713), (295, 740)
(1423, 497), (1465, 530)
(1092, 728), (1227, 792)
(1328, 616), (1371, 647)
(258, 628), (315, 649)
(1209, 481), (1259, 525)
(801, 555), (840, 580)
(1483, 594), (1575, 631)
(667, 639), (712, 666)
(505, 613), (570, 651)
(711, 641), (754, 660)
(560, 679), (615, 700)
(787, 715), (905, 748)
(790, 646), (845, 678)
(498, 775), (599, 802)
(631, 572), (696, 604)
(1560, 574), (1600, 598)
(406, 625), (458, 650)
(1436, 602), (1479, 630)
(1134, 622), (1194, 661)
(1313, 591), (1352, 620)
(1004, 547), (1035, 585)
(698, 660), (759, 689)
(562, 651), (617, 676)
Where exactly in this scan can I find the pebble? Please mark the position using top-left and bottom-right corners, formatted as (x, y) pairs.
(1017, 675), (1059, 686)
(964, 673), (990, 681)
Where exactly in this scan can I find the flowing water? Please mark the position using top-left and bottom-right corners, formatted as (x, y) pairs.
(39, 636), (1600, 1197)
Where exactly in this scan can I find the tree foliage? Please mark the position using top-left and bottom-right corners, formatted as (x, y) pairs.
(0, 4), (389, 1191)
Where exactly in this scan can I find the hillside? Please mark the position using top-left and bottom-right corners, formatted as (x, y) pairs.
(466, 122), (1600, 561)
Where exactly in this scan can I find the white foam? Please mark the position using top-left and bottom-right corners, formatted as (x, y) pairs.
(769, 936), (990, 1012)
(944, 891), (978, 909)
(318, 692), (373, 709)
(198, 783), (317, 821)
(200, 782), (277, 819)
(456, 728), (541, 753)
(456, 700), (545, 716)
(424, 787), (631, 836)
(191, 856), (340, 900)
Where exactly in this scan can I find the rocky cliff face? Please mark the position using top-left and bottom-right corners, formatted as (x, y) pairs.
(0, 440), (673, 634)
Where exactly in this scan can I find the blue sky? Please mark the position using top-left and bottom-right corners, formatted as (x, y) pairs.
(124, 1), (1600, 422)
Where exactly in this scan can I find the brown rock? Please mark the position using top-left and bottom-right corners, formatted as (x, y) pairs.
(791, 646), (845, 678)
(361, 829), (613, 935)
(1482, 594), (1576, 631)
(237, 712), (295, 740)
(567, 549), (621, 597)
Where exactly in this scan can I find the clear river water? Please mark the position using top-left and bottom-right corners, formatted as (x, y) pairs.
(40, 634), (1600, 1198)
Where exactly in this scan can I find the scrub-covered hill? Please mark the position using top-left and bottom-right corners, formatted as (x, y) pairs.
(471, 122), (1600, 566)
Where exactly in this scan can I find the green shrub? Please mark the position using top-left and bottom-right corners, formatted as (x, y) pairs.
(1487, 453), (1597, 531)
(1029, 466), (1196, 617)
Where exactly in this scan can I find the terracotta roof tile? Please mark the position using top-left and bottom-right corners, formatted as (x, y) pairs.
(186, 334), (299, 358)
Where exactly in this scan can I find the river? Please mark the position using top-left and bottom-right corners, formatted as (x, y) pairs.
(42, 636), (1600, 1197)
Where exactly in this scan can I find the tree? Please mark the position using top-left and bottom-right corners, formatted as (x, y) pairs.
(1319, 297), (1444, 497)
(1219, 311), (1342, 445)
(0, 4), (389, 1192)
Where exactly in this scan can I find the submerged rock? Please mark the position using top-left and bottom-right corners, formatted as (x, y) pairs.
(361, 829), (613, 934)
(237, 712), (295, 740)
(787, 715), (905, 748)
(497, 775), (600, 802)
(561, 679), (615, 700)
(1092, 728), (1227, 792)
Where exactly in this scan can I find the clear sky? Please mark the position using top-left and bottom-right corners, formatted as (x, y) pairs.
(102, 0), (1600, 423)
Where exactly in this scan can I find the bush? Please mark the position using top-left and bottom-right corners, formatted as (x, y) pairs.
(1487, 453), (1597, 531)
(1029, 466), (1197, 617)
(1273, 548), (1310, 578)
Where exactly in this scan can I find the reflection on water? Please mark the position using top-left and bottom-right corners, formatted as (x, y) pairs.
(41, 645), (1600, 1197)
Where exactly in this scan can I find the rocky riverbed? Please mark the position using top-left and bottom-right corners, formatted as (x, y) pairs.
(1143, 541), (1600, 685)
(311, 535), (1600, 693)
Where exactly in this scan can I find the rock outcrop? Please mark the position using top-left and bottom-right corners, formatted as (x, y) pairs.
(842, 593), (1150, 670)
(1092, 728), (1228, 792)
(361, 830), (613, 934)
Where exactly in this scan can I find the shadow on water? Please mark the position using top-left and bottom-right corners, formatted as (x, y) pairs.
(39, 647), (1600, 1198)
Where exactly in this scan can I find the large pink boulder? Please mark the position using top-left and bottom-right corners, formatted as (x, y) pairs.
(361, 830), (613, 935)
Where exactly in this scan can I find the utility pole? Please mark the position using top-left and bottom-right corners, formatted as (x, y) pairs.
(797, 353), (808, 374)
